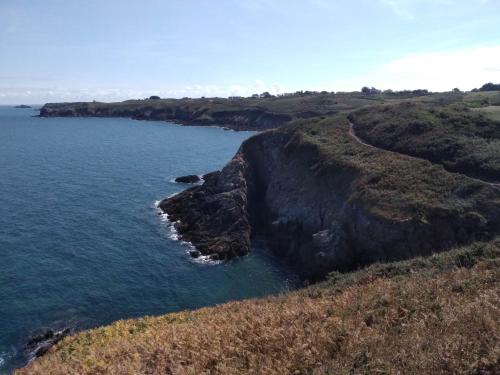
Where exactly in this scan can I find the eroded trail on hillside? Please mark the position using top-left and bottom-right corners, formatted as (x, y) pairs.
(348, 121), (500, 188)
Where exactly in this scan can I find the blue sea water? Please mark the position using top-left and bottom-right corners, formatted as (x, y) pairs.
(0, 106), (299, 373)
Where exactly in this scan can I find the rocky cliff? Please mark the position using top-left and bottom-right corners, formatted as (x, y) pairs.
(39, 101), (292, 131)
(160, 114), (500, 278)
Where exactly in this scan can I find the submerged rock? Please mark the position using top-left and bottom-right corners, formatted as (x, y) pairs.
(175, 175), (201, 184)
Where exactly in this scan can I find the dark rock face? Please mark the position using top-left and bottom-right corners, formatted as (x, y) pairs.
(158, 123), (500, 278)
(26, 328), (71, 358)
(175, 175), (201, 184)
(159, 160), (251, 260)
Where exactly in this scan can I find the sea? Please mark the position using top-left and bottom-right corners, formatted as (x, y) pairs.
(0, 106), (299, 373)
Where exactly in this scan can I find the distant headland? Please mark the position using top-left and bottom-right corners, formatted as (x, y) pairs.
(39, 83), (500, 131)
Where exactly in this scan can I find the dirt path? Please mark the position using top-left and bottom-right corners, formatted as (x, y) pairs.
(348, 121), (500, 188)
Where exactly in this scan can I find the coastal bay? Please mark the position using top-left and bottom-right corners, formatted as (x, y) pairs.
(0, 107), (298, 373)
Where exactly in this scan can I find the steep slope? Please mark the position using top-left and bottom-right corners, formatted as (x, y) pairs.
(17, 239), (500, 374)
(160, 114), (500, 277)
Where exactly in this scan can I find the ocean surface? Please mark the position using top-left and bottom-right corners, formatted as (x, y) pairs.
(0, 106), (299, 373)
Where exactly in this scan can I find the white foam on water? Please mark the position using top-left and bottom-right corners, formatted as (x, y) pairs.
(0, 350), (13, 369)
(154, 200), (180, 241)
(191, 254), (223, 265)
(154, 200), (221, 265)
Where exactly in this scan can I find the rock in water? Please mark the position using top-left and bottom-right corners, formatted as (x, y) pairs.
(26, 328), (71, 358)
(175, 175), (201, 184)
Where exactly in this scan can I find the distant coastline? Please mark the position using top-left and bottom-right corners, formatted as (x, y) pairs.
(37, 88), (500, 132)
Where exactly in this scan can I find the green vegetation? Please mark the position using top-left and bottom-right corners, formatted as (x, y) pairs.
(475, 106), (500, 122)
(463, 91), (500, 108)
(17, 238), (499, 374)
(349, 102), (500, 182)
(285, 114), (500, 223)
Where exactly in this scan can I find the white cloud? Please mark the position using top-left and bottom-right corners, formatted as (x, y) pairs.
(0, 80), (288, 104)
(331, 44), (500, 92)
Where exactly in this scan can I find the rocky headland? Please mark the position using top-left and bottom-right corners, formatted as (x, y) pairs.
(38, 96), (500, 278)
(159, 105), (500, 278)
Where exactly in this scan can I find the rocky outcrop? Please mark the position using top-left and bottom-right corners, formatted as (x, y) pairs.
(39, 103), (292, 131)
(175, 175), (201, 184)
(159, 159), (251, 260)
(26, 328), (71, 358)
(159, 117), (500, 278)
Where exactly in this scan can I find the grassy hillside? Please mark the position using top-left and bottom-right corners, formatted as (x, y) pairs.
(288, 114), (499, 228)
(349, 103), (500, 182)
(17, 238), (499, 374)
(475, 106), (500, 122)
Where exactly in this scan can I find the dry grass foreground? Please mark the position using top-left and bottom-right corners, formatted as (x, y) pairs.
(18, 240), (499, 375)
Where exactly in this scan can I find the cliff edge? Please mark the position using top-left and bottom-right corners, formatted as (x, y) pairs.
(160, 106), (500, 278)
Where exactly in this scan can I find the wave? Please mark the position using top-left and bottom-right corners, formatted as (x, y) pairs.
(0, 350), (13, 370)
(154, 200), (221, 265)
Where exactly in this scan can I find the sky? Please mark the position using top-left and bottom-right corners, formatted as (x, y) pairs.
(0, 0), (499, 104)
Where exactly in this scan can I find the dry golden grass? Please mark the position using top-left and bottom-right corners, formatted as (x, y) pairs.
(18, 240), (499, 375)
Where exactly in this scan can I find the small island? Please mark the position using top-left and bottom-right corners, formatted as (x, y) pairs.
(14, 104), (32, 108)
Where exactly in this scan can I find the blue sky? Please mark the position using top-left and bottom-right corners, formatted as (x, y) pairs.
(0, 0), (499, 104)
